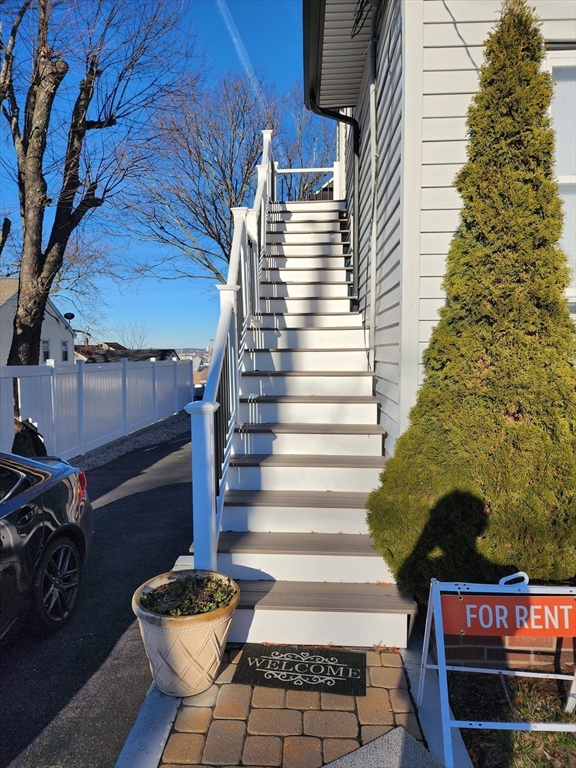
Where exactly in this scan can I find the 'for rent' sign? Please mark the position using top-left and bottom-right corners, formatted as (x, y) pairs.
(441, 595), (576, 636)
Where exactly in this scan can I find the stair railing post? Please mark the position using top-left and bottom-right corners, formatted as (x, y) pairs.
(185, 401), (219, 571)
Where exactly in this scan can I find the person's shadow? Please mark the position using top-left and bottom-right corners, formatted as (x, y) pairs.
(397, 490), (515, 601)
(399, 490), (517, 767)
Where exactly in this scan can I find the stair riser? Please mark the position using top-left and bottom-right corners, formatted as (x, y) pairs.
(239, 401), (378, 424)
(262, 269), (350, 283)
(257, 314), (363, 328)
(232, 432), (383, 456)
(227, 465), (382, 492)
(269, 244), (347, 256)
(268, 211), (345, 223)
(221, 505), (369, 534)
(260, 283), (348, 298)
(239, 375), (373, 397)
(229, 610), (410, 647)
(247, 329), (365, 350)
(270, 201), (345, 213)
(263, 257), (348, 270)
(243, 349), (367, 371)
(216, 553), (394, 583)
(267, 233), (348, 245)
(268, 222), (348, 234)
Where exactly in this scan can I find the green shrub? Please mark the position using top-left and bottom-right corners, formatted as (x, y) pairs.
(366, 0), (576, 602)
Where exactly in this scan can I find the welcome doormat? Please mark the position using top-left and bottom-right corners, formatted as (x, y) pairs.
(231, 644), (366, 696)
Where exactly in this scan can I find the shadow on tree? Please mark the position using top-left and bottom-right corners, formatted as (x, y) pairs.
(396, 490), (516, 600)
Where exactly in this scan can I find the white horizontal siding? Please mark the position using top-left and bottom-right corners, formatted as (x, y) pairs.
(421, 209), (460, 232)
(417, 0), (576, 365)
(421, 186), (462, 210)
(422, 140), (468, 164)
(423, 1), (576, 24)
(423, 116), (468, 141)
(349, 0), (403, 457)
(423, 69), (480, 94)
(421, 164), (462, 187)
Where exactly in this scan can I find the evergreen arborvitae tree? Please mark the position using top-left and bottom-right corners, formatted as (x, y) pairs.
(366, 0), (576, 602)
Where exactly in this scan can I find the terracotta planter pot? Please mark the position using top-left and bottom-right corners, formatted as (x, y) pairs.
(132, 569), (240, 697)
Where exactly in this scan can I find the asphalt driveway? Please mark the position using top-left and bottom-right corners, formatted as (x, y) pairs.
(0, 431), (192, 768)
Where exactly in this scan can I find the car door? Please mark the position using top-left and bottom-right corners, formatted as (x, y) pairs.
(0, 464), (44, 640)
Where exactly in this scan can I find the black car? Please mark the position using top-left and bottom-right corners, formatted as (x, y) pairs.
(0, 451), (93, 641)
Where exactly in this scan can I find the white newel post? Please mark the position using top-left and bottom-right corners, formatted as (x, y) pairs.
(185, 400), (219, 571)
(77, 360), (85, 456)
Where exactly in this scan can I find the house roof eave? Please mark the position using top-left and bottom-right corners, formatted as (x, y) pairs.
(303, 0), (372, 111)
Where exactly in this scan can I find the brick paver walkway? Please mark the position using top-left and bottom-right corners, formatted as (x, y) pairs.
(159, 646), (423, 767)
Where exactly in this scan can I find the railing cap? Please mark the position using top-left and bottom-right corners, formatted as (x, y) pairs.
(184, 401), (220, 415)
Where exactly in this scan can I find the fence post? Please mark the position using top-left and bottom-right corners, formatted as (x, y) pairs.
(122, 358), (128, 436)
(185, 401), (219, 571)
(150, 358), (157, 423)
(46, 359), (58, 455)
(173, 358), (178, 414)
(77, 360), (85, 456)
(189, 360), (194, 403)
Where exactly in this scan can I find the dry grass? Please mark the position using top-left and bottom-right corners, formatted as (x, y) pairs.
(448, 671), (576, 768)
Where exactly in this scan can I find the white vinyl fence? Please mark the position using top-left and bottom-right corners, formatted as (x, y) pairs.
(0, 358), (193, 459)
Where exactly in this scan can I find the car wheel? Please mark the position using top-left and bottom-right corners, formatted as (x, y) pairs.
(30, 536), (81, 633)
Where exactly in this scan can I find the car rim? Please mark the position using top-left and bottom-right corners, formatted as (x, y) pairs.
(42, 543), (80, 622)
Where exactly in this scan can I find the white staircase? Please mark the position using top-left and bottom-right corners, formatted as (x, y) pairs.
(221, 199), (416, 647)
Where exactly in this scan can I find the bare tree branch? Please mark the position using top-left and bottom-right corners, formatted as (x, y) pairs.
(0, 0), (193, 364)
(119, 75), (336, 285)
(120, 72), (279, 284)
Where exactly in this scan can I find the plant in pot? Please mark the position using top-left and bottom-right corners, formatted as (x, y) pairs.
(132, 569), (240, 697)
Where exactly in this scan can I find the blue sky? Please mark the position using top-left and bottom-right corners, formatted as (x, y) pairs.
(96, 0), (304, 350)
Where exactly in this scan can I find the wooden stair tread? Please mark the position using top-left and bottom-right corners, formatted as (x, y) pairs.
(257, 312), (361, 316)
(224, 489), (370, 508)
(239, 395), (378, 403)
(216, 531), (378, 556)
(252, 326), (361, 332)
(262, 265), (352, 272)
(236, 581), (416, 614)
(260, 281), (350, 286)
(234, 422), (385, 435)
(230, 454), (385, 468)
(241, 371), (373, 376)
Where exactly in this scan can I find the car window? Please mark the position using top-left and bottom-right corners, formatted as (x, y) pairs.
(0, 466), (26, 502)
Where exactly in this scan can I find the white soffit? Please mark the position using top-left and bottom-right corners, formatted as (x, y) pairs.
(318, 0), (371, 108)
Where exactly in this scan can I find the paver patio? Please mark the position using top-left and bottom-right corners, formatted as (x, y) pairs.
(159, 645), (423, 767)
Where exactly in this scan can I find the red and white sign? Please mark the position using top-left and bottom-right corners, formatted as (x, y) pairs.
(441, 595), (576, 637)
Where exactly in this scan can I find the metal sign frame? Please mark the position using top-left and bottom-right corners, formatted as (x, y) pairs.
(417, 573), (576, 768)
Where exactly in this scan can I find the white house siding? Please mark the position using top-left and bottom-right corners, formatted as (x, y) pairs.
(0, 296), (74, 365)
(419, 0), (576, 385)
(346, 0), (404, 456)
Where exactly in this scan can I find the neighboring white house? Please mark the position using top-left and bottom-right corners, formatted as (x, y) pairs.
(0, 278), (75, 365)
(303, 0), (576, 456)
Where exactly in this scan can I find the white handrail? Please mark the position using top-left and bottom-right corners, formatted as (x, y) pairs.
(185, 129), (275, 571)
(276, 167), (333, 174)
